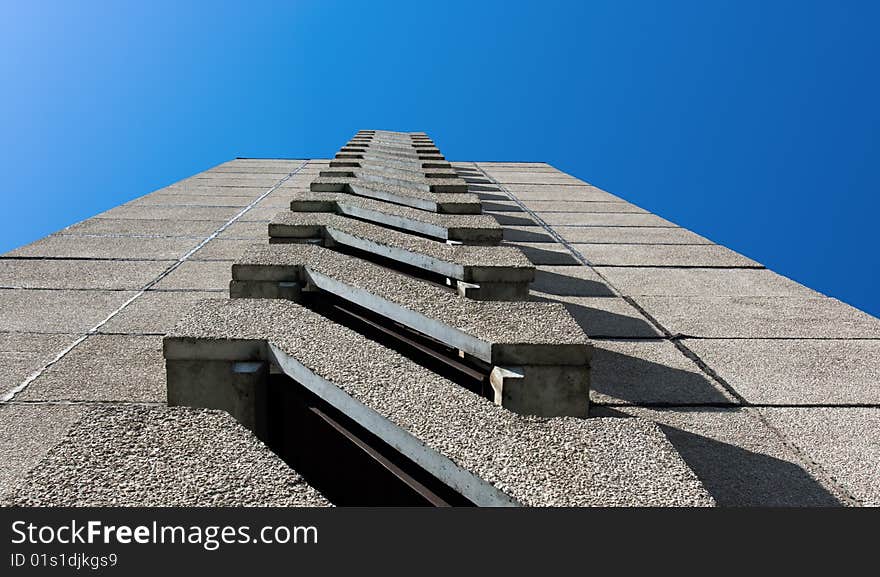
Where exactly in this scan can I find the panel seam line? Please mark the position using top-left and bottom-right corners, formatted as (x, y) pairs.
(0, 160), (310, 404)
(470, 162), (860, 506)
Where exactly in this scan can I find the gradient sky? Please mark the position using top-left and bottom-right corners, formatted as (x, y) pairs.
(2, 1), (878, 315)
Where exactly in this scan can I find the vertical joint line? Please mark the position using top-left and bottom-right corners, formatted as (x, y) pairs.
(0, 160), (310, 403)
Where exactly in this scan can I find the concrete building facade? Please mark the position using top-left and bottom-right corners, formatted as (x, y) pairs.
(1, 131), (877, 506)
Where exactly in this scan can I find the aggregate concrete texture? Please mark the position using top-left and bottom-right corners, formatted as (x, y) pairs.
(521, 201), (648, 213)
(2, 150), (877, 508)
(269, 212), (534, 281)
(590, 339), (736, 406)
(190, 239), (263, 261)
(5, 406), (331, 507)
(595, 406), (845, 506)
(152, 260), (232, 291)
(98, 290), (224, 334)
(166, 298), (712, 507)
(18, 335), (166, 403)
(311, 178), (482, 213)
(0, 288), (138, 333)
(0, 404), (85, 504)
(5, 235), (199, 260)
(96, 205), (242, 222)
(529, 292), (662, 338)
(0, 333), (81, 398)
(595, 267), (819, 297)
(287, 191), (502, 242)
(58, 218), (227, 238)
(636, 296), (880, 338)
(558, 226), (714, 245)
(538, 212), (679, 227)
(759, 408), (880, 506)
(0, 259), (173, 290)
(683, 338), (880, 405)
(234, 243), (588, 365)
(499, 184), (625, 202)
(530, 265), (615, 297)
(502, 241), (580, 265)
(574, 243), (761, 267)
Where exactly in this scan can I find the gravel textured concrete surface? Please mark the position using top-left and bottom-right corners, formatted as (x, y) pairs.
(490, 212), (540, 226)
(235, 244), (588, 364)
(637, 296), (880, 338)
(521, 201), (648, 213)
(312, 177), (479, 205)
(323, 168), (466, 192)
(356, 159), (451, 175)
(239, 206), (289, 221)
(596, 267), (819, 297)
(352, 142), (432, 153)
(189, 171), (287, 180)
(760, 408), (880, 506)
(590, 340), (736, 405)
(204, 170), (291, 178)
(96, 205), (242, 222)
(99, 290), (223, 334)
(558, 226), (714, 244)
(58, 218), (226, 237)
(0, 259), (173, 290)
(210, 165), (297, 174)
(252, 192), (298, 208)
(270, 213), (534, 272)
(349, 142), (422, 153)
(19, 335), (166, 402)
(575, 244), (761, 267)
(345, 182), (481, 208)
(190, 238), (263, 261)
(335, 158), (450, 174)
(530, 293), (662, 338)
(0, 403), (85, 503)
(0, 332), (80, 397)
(502, 226), (556, 242)
(182, 176), (282, 188)
(595, 406), (845, 506)
(331, 150), (432, 164)
(684, 338), (880, 405)
(487, 172), (585, 185)
(5, 234), (199, 260)
(163, 184), (271, 196)
(152, 260), (232, 291)
(537, 212), (679, 227)
(480, 200), (523, 212)
(531, 265), (615, 296)
(3, 155), (874, 508)
(500, 184), (625, 202)
(214, 159), (304, 172)
(287, 191), (501, 235)
(216, 220), (269, 239)
(5, 406), (330, 507)
(501, 241), (579, 265)
(475, 162), (553, 169)
(167, 298), (712, 506)
(126, 193), (259, 207)
(0, 288), (137, 333)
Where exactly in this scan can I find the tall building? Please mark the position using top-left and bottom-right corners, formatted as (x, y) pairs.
(1, 131), (876, 506)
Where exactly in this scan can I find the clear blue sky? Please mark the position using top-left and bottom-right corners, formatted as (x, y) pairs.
(2, 1), (878, 316)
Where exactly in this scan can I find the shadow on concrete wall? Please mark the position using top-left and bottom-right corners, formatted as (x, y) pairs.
(590, 346), (733, 405)
(531, 268), (615, 296)
(531, 293), (660, 338)
(503, 227), (556, 243)
(596, 406), (841, 506)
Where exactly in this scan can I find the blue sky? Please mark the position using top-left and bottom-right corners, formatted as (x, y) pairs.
(2, 1), (878, 316)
